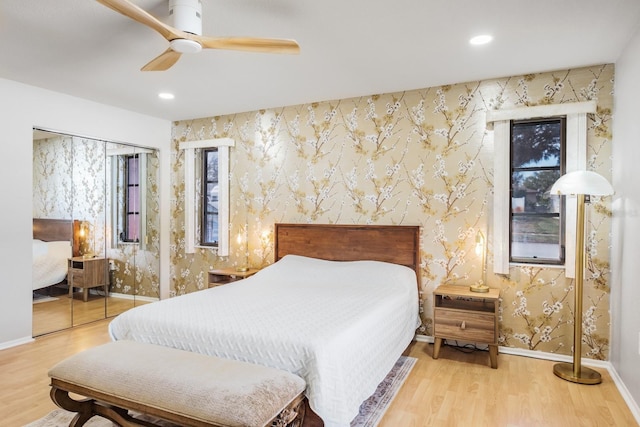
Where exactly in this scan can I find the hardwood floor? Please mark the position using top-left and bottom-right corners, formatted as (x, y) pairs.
(32, 290), (148, 336)
(0, 319), (113, 427)
(1, 322), (637, 427)
(386, 342), (638, 427)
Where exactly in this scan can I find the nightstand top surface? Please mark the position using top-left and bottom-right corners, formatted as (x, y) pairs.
(434, 284), (500, 299)
(209, 268), (260, 278)
(70, 256), (105, 261)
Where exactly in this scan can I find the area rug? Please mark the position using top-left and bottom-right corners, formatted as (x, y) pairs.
(32, 294), (59, 304)
(24, 356), (416, 427)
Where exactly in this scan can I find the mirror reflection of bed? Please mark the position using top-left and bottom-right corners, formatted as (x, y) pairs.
(32, 218), (73, 336)
(31, 218), (134, 336)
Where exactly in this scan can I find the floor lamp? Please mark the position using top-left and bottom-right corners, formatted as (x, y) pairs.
(550, 170), (613, 385)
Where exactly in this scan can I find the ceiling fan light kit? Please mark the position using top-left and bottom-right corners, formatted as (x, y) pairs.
(170, 39), (202, 54)
(96, 0), (300, 71)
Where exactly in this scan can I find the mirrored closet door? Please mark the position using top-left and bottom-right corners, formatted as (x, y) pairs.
(32, 129), (160, 336)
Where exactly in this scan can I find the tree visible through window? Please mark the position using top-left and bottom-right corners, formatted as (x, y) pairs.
(510, 118), (565, 264)
(201, 148), (219, 246)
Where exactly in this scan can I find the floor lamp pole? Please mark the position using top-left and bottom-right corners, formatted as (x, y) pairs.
(553, 193), (602, 384)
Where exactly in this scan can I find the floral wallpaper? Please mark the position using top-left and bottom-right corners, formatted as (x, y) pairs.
(170, 64), (613, 360)
(33, 135), (106, 251)
(32, 136), (160, 299)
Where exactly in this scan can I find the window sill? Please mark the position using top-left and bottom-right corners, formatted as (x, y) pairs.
(509, 262), (565, 270)
(195, 245), (219, 251)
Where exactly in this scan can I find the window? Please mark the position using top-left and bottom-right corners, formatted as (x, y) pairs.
(510, 118), (565, 264)
(200, 148), (219, 246)
(107, 148), (149, 249)
(122, 154), (140, 242)
(179, 138), (233, 256)
(488, 100), (595, 276)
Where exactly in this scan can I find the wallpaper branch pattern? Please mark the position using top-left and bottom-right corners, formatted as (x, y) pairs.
(171, 64), (614, 360)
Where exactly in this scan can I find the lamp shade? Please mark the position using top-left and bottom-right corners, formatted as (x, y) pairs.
(549, 170), (613, 196)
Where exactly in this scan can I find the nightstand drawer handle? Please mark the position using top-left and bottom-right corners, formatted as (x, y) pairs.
(460, 321), (466, 330)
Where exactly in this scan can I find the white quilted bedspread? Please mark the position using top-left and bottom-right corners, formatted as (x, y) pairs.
(109, 255), (419, 426)
(32, 240), (71, 291)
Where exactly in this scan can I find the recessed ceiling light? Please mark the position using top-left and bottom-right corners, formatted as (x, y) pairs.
(469, 34), (493, 45)
(158, 92), (175, 100)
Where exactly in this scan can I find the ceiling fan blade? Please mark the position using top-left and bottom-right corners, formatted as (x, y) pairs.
(96, 0), (184, 41)
(194, 36), (300, 54)
(141, 48), (182, 71)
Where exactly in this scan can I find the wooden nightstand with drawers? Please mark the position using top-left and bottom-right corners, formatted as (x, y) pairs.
(68, 256), (108, 302)
(433, 284), (500, 368)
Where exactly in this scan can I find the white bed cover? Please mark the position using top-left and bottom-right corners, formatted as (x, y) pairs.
(33, 239), (71, 291)
(109, 254), (419, 426)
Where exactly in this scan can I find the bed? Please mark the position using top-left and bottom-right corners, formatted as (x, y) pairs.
(32, 219), (77, 292)
(109, 223), (421, 427)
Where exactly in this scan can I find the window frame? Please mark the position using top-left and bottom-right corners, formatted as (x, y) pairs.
(178, 138), (233, 256)
(509, 117), (566, 265)
(107, 147), (151, 250)
(488, 100), (595, 278)
(122, 154), (140, 243)
(200, 148), (219, 247)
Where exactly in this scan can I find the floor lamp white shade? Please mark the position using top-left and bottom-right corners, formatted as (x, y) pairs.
(550, 170), (613, 384)
(550, 170), (614, 197)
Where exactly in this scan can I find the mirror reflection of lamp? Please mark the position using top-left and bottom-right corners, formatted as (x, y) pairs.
(79, 221), (95, 259)
(470, 230), (489, 293)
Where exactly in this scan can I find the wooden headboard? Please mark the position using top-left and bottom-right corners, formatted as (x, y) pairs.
(33, 218), (81, 257)
(274, 223), (420, 282)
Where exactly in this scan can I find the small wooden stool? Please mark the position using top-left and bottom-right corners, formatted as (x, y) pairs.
(48, 340), (306, 427)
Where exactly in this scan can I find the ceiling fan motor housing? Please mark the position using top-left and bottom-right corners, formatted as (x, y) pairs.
(169, 0), (202, 35)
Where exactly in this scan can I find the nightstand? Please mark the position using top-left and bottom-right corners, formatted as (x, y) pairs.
(433, 284), (500, 368)
(208, 268), (260, 287)
(68, 257), (108, 302)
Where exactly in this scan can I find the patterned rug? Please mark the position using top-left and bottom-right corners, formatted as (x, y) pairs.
(32, 293), (59, 304)
(24, 356), (416, 427)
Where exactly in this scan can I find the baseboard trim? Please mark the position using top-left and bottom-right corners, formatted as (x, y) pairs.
(606, 362), (640, 424)
(0, 336), (34, 351)
(107, 292), (159, 303)
(414, 334), (640, 425)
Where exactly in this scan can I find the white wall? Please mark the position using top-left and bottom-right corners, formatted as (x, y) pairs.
(611, 27), (640, 409)
(0, 78), (171, 349)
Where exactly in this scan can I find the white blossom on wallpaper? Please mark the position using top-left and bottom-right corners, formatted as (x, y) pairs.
(170, 64), (614, 360)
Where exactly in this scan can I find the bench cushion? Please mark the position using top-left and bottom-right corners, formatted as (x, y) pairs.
(48, 340), (306, 427)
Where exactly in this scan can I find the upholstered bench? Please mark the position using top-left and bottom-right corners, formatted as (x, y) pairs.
(48, 340), (306, 427)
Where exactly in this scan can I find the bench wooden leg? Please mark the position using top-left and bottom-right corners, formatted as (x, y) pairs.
(51, 386), (153, 427)
(272, 394), (306, 427)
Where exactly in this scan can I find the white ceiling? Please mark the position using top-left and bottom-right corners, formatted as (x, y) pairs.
(2, 0), (640, 121)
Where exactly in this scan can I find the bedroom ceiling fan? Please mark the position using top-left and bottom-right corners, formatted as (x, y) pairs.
(96, 0), (300, 71)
